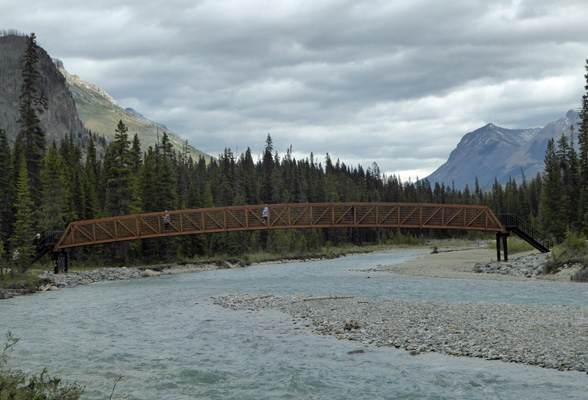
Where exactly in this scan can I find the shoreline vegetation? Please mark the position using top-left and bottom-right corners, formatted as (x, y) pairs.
(0, 239), (584, 299)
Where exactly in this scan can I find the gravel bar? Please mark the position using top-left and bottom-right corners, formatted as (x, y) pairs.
(213, 294), (588, 373)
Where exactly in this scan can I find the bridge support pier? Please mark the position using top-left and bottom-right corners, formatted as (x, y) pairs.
(496, 232), (509, 262)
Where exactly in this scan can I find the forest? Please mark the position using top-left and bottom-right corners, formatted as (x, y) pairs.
(2, 34), (588, 277)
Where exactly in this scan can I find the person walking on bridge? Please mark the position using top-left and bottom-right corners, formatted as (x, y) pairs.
(262, 206), (268, 224)
(164, 211), (170, 230)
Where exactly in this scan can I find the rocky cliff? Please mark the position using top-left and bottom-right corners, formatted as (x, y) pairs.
(0, 33), (208, 161)
(0, 34), (84, 147)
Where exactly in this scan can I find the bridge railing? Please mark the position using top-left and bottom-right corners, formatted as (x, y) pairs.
(55, 203), (506, 250)
(497, 214), (552, 252)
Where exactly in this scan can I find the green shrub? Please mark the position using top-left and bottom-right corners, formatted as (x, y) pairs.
(545, 230), (588, 274)
(0, 332), (84, 400)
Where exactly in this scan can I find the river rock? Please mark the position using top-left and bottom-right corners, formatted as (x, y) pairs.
(344, 320), (360, 331)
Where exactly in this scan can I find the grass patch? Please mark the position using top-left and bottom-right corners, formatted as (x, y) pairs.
(484, 237), (535, 255)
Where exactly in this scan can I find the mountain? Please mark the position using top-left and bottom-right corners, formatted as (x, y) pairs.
(0, 33), (208, 160)
(0, 34), (84, 148)
(58, 63), (208, 160)
(426, 110), (580, 189)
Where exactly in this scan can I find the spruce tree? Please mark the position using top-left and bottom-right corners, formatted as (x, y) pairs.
(59, 135), (83, 223)
(539, 138), (567, 241)
(83, 137), (99, 219)
(14, 33), (46, 212)
(236, 148), (257, 205)
(41, 146), (69, 230)
(218, 148), (235, 206)
(10, 157), (36, 273)
(261, 134), (274, 203)
(155, 133), (178, 210)
(576, 59), (588, 231)
(0, 129), (13, 246)
(139, 147), (158, 212)
(130, 133), (143, 176)
(557, 132), (580, 228)
(103, 120), (141, 216)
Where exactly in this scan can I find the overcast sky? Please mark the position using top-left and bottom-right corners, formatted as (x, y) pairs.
(3, 0), (588, 180)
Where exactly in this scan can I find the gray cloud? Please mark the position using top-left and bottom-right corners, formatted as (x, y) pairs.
(3, 0), (588, 180)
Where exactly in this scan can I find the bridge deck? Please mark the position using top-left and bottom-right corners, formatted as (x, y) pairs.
(56, 203), (505, 249)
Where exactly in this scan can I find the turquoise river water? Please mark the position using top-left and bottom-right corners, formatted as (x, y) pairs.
(1, 250), (587, 399)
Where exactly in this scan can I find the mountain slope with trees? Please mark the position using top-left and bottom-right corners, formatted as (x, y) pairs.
(58, 61), (209, 161)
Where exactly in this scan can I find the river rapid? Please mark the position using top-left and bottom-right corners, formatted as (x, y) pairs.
(1, 250), (587, 399)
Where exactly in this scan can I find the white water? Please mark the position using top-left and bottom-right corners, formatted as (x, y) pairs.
(1, 251), (587, 399)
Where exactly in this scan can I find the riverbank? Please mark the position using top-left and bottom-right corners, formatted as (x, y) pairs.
(3, 243), (581, 298)
(211, 247), (588, 374)
(377, 246), (580, 282)
(214, 293), (588, 373)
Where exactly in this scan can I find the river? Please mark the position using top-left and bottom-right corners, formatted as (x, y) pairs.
(1, 250), (587, 399)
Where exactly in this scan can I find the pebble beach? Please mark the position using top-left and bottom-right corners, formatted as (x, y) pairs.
(213, 247), (588, 373)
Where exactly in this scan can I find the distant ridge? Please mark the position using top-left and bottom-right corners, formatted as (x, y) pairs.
(56, 60), (209, 160)
(425, 110), (580, 189)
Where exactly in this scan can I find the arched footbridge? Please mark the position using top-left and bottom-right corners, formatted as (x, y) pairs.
(35, 203), (552, 272)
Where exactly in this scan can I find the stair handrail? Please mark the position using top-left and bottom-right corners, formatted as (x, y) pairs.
(497, 214), (552, 250)
(32, 230), (66, 262)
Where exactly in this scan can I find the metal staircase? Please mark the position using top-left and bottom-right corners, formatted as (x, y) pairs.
(497, 214), (552, 253)
(32, 231), (68, 273)
(31, 231), (63, 262)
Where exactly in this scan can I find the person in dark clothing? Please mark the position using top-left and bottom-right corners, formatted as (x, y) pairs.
(33, 233), (41, 252)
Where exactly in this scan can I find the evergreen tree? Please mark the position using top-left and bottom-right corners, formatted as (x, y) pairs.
(236, 148), (257, 205)
(156, 133), (179, 210)
(539, 138), (567, 241)
(504, 177), (519, 214)
(567, 127), (581, 229)
(41, 146), (69, 230)
(0, 129), (14, 247)
(270, 151), (283, 203)
(103, 120), (141, 216)
(324, 154), (340, 202)
(261, 134), (274, 203)
(474, 177), (483, 205)
(14, 33), (46, 212)
(517, 170), (531, 220)
(10, 157), (36, 273)
(83, 136), (99, 219)
(577, 59), (588, 229)
(218, 148), (236, 206)
(556, 132), (580, 228)
(490, 178), (504, 214)
(59, 135), (83, 222)
(130, 133), (143, 176)
(139, 147), (159, 212)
